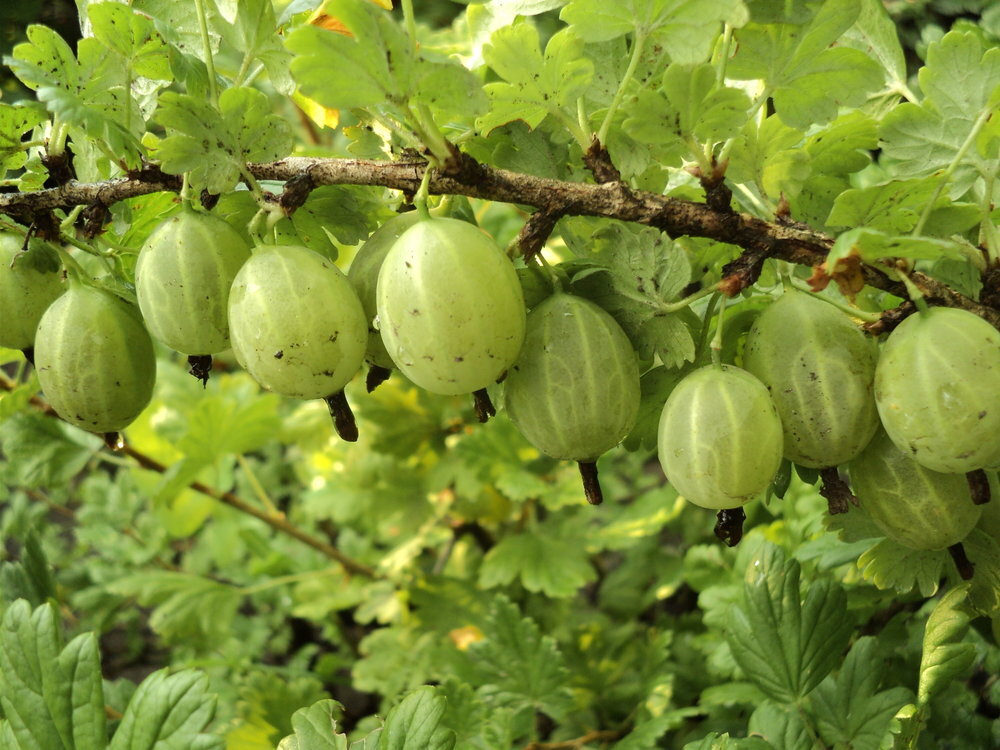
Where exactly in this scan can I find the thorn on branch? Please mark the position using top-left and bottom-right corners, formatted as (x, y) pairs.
(819, 467), (857, 515)
(80, 201), (109, 239)
(692, 158), (733, 214)
(199, 191), (220, 211)
(126, 161), (183, 191)
(41, 151), (76, 188)
(518, 207), (564, 264)
(719, 245), (772, 295)
(862, 302), (915, 337)
(31, 212), (62, 243)
(447, 151), (487, 185)
(279, 171), (317, 215)
(583, 137), (621, 184)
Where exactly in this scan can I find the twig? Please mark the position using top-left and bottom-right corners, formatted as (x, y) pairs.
(3, 156), (999, 328)
(0, 372), (379, 579)
(523, 729), (621, 749)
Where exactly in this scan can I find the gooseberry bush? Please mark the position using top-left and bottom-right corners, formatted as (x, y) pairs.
(1, 0), (999, 748)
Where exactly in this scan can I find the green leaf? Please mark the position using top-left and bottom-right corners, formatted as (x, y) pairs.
(963, 527), (1000, 617)
(747, 703), (812, 749)
(794, 112), (908, 224)
(479, 530), (596, 597)
(152, 86), (293, 194)
(727, 115), (811, 200)
(614, 710), (702, 748)
(214, 0), (294, 94)
(5, 25), (142, 165)
(623, 364), (692, 451)
(623, 63), (751, 158)
(828, 227), (970, 267)
(176, 389), (283, 460)
(88, 2), (172, 81)
(0, 601), (107, 750)
(379, 687), (456, 750)
(856, 539), (946, 598)
(0, 104), (46, 178)
(415, 59), (488, 124)
(286, 0), (413, 110)
(840, 0), (908, 97)
(683, 732), (774, 750)
(917, 585), (975, 706)
(729, 0), (884, 129)
(826, 177), (939, 232)
(465, 596), (573, 719)
(109, 669), (223, 750)
(276, 700), (349, 750)
(810, 637), (912, 750)
(478, 24), (593, 134)
(725, 543), (853, 703)
(560, 0), (748, 64)
(880, 31), (1000, 197)
(0, 413), (100, 489)
(563, 222), (698, 364)
(107, 572), (242, 645)
(290, 185), (383, 251)
(0, 530), (56, 607)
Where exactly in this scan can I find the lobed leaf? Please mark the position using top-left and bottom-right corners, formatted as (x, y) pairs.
(277, 699), (349, 750)
(479, 530), (596, 598)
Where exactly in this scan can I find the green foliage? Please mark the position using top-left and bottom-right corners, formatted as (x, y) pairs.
(1, 1), (999, 749)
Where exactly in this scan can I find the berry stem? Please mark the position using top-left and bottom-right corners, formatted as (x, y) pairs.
(819, 467), (857, 515)
(187, 355), (212, 387)
(366, 365), (392, 393)
(102, 432), (124, 451)
(324, 390), (359, 442)
(578, 461), (603, 506)
(947, 542), (975, 580)
(714, 507), (745, 547)
(472, 388), (496, 423)
(967, 469), (991, 505)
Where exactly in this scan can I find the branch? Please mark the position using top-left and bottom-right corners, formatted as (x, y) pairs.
(2, 156), (998, 326)
(0, 372), (379, 579)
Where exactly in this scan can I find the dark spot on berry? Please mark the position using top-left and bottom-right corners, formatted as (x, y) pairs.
(274, 350), (284, 359)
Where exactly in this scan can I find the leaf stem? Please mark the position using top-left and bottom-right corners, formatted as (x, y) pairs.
(236, 454), (280, 517)
(413, 164), (434, 219)
(401, 0), (418, 60)
(911, 107), (992, 237)
(193, 0), (219, 106)
(714, 24), (734, 85)
(710, 293), (727, 367)
(597, 29), (646, 145)
(787, 278), (883, 322)
(239, 568), (341, 596)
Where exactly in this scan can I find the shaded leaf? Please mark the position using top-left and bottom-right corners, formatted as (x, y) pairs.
(109, 669), (222, 750)
(479, 531), (596, 598)
(276, 699), (349, 750)
(917, 586), (975, 706)
(725, 544), (852, 702)
(379, 686), (455, 750)
(0, 601), (106, 750)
